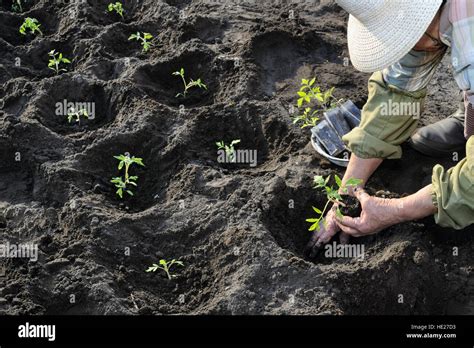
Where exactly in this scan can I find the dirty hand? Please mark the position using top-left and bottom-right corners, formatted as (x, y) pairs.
(335, 188), (403, 237)
(305, 205), (351, 258)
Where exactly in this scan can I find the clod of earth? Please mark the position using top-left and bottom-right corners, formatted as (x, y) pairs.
(339, 195), (361, 218)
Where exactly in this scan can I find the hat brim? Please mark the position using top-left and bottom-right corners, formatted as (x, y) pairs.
(347, 0), (443, 73)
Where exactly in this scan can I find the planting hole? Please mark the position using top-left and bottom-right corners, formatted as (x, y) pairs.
(72, 123), (179, 213)
(0, 138), (33, 205)
(248, 31), (342, 99)
(132, 50), (216, 108)
(179, 16), (227, 44)
(32, 75), (121, 135)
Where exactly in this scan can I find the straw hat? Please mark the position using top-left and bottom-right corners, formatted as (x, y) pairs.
(336, 0), (444, 72)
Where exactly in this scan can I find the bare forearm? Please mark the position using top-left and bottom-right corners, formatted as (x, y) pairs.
(342, 154), (383, 193)
(340, 155), (437, 223)
(396, 184), (438, 222)
(336, 184), (439, 235)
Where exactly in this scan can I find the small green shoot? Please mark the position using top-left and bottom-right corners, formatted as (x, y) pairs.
(110, 154), (145, 198)
(146, 259), (184, 280)
(306, 175), (362, 232)
(19, 17), (43, 36)
(216, 139), (240, 162)
(292, 107), (319, 129)
(67, 108), (89, 124)
(293, 77), (336, 128)
(173, 68), (207, 98)
(128, 32), (153, 52)
(48, 50), (71, 75)
(107, 2), (124, 19)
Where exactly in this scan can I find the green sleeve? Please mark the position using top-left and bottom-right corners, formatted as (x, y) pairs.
(342, 71), (427, 159)
(431, 136), (474, 229)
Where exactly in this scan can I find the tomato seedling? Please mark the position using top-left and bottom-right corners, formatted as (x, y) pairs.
(110, 154), (145, 198)
(67, 108), (89, 124)
(48, 50), (71, 75)
(293, 107), (319, 129)
(19, 17), (43, 36)
(173, 68), (207, 97)
(107, 1), (124, 19)
(128, 32), (153, 52)
(293, 77), (336, 128)
(146, 259), (184, 280)
(306, 175), (362, 232)
(216, 139), (240, 162)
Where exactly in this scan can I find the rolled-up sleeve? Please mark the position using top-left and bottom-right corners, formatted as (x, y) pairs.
(431, 136), (474, 229)
(342, 71), (426, 159)
(343, 48), (445, 159)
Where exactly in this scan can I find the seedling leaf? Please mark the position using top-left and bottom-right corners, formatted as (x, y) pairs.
(307, 175), (363, 232)
(173, 68), (207, 97)
(111, 153), (145, 199)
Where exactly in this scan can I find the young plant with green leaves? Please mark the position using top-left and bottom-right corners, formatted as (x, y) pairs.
(107, 1), (124, 19)
(173, 68), (207, 98)
(67, 108), (89, 124)
(110, 154), (145, 198)
(293, 77), (337, 128)
(48, 50), (71, 75)
(146, 259), (184, 280)
(216, 139), (240, 162)
(19, 17), (43, 36)
(292, 107), (319, 129)
(306, 175), (362, 232)
(128, 32), (153, 52)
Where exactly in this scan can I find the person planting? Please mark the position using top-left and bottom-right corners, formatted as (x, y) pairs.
(306, 0), (474, 257)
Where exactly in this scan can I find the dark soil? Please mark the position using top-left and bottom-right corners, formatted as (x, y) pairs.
(339, 195), (361, 218)
(0, 0), (472, 315)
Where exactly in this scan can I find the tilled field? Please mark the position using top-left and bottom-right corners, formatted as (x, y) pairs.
(0, 0), (472, 315)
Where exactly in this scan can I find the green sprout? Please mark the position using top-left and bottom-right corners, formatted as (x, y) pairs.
(306, 175), (362, 232)
(67, 108), (89, 124)
(110, 154), (145, 198)
(293, 77), (336, 128)
(128, 32), (153, 52)
(292, 107), (319, 129)
(107, 2), (124, 19)
(19, 17), (43, 36)
(12, 0), (25, 12)
(48, 50), (71, 75)
(173, 68), (207, 98)
(146, 259), (184, 280)
(216, 139), (240, 162)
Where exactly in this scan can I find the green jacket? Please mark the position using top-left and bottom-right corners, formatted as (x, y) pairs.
(342, 72), (473, 229)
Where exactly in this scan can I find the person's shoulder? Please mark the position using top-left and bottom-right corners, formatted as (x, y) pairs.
(447, 0), (474, 22)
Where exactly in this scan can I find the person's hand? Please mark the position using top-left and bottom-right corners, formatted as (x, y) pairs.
(335, 188), (403, 236)
(304, 204), (351, 258)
